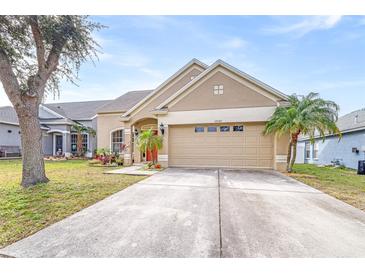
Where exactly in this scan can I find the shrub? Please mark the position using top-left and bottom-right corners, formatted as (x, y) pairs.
(115, 157), (124, 166)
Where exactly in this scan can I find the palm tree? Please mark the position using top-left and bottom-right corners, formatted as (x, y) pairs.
(264, 92), (341, 172)
(71, 123), (96, 156)
(137, 129), (163, 164)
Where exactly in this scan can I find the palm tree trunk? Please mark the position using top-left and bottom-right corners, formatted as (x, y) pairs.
(288, 131), (300, 173)
(151, 145), (156, 164)
(286, 141), (292, 172)
(289, 140), (298, 172)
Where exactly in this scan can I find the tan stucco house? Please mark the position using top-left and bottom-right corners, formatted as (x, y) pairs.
(96, 59), (290, 171)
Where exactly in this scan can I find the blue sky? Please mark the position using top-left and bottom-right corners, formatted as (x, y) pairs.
(1, 15), (364, 115)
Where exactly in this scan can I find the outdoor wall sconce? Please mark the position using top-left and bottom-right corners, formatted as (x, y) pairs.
(159, 123), (165, 135)
(352, 147), (360, 154)
(134, 128), (139, 137)
(7, 130), (12, 133)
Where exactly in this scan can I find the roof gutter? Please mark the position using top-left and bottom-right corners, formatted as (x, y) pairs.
(299, 126), (365, 141)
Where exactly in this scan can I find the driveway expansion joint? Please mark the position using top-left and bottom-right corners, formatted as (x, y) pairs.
(219, 186), (325, 194)
(217, 169), (223, 258)
(138, 182), (217, 189)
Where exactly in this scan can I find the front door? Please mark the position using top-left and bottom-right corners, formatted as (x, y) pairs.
(55, 135), (63, 155)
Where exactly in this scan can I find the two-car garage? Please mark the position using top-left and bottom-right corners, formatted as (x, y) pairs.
(168, 122), (274, 169)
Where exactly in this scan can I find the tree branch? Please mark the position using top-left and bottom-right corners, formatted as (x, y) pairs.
(0, 47), (22, 107)
(28, 16), (46, 72)
(31, 18), (68, 100)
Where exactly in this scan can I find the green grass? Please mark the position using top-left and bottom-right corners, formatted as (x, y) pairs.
(0, 160), (145, 248)
(288, 164), (365, 211)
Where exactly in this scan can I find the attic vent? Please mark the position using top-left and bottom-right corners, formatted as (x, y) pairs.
(354, 115), (359, 124)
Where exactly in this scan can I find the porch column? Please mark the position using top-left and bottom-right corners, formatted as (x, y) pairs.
(158, 123), (169, 168)
(133, 125), (142, 163)
(123, 127), (132, 166)
(273, 133), (290, 172)
(63, 132), (71, 157)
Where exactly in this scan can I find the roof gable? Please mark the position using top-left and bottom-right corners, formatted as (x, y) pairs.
(168, 70), (277, 112)
(0, 106), (19, 125)
(156, 59), (288, 110)
(121, 58), (208, 118)
(337, 108), (365, 132)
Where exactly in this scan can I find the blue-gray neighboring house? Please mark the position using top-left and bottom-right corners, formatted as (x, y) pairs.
(0, 100), (110, 157)
(296, 108), (365, 169)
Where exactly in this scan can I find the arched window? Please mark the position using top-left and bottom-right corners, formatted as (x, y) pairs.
(111, 129), (124, 153)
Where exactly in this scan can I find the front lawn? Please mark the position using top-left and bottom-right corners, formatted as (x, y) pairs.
(0, 160), (145, 248)
(288, 164), (365, 211)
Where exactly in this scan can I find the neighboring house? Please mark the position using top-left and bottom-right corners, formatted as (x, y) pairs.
(0, 100), (110, 157)
(97, 58), (291, 171)
(0, 106), (49, 157)
(296, 108), (365, 169)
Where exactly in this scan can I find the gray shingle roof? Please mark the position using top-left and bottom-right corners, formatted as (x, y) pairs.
(299, 108), (365, 141)
(0, 106), (19, 124)
(97, 89), (153, 114)
(43, 100), (112, 120)
(337, 108), (365, 132)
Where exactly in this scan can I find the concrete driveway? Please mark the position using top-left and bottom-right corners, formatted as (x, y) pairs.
(1, 168), (365, 257)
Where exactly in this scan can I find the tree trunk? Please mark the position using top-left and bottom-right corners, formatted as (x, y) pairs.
(286, 141), (292, 172)
(287, 131), (300, 173)
(17, 106), (49, 187)
(289, 140), (298, 172)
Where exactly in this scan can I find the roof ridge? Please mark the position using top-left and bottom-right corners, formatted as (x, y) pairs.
(339, 107), (365, 118)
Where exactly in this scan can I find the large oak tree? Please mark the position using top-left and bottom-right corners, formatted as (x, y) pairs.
(0, 16), (102, 187)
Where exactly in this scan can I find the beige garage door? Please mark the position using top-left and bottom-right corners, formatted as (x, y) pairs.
(168, 123), (273, 169)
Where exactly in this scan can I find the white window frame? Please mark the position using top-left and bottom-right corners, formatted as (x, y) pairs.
(233, 125), (244, 132)
(213, 84), (224, 95)
(110, 128), (124, 154)
(71, 133), (88, 153)
(194, 126), (205, 133)
(220, 125), (230, 132)
(313, 142), (319, 160)
(305, 142), (311, 159)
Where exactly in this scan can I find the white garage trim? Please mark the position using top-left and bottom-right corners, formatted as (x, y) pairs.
(159, 106), (276, 125)
(275, 155), (287, 163)
(158, 154), (168, 161)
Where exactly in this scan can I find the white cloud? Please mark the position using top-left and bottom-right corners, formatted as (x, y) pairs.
(139, 68), (164, 79)
(127, 16), (179, 31)
(221, 37), (247, 49)
(98, 44), (151, 69)
(265, 16), (343, 37)
(316, 79), (365, 90)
